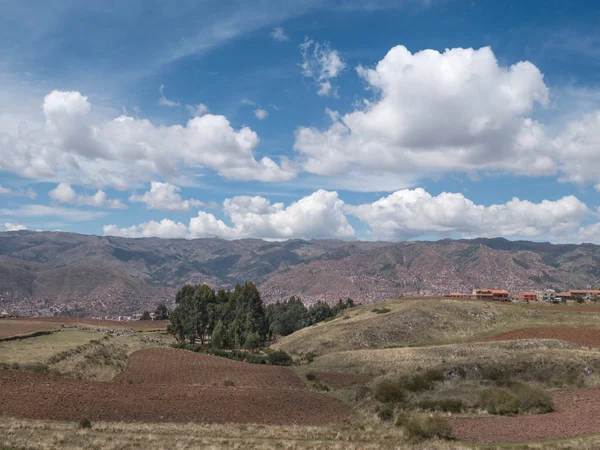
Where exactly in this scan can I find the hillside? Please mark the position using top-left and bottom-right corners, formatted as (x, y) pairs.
(272, 298), (600, 355)
(1, 231), (600, 316)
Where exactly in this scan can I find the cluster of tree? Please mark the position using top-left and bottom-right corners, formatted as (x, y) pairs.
(167, 283), (356, 348)
(266, 297), (355, 337)
(139, 302), (170, 321)
(168, 282), (268, 349)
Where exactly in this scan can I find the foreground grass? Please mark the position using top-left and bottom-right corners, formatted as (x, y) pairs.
(273, 299), (600, 356)
(4, 417), (600, 449)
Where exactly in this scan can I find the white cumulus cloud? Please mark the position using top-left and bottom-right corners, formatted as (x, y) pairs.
(129, 181), (205, 211)
(105, 190), (355, 240)
(300, 39), (346, 97)
(49, 183), (127, 209)
(3, 223), (27, 231)
(0, 90), (295, 188)
(103, 219), (189, 239)
(347, 188), (589, 240)
(294, 45), (553, 190)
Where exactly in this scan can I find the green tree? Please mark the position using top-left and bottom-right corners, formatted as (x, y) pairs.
(154, 302), (170, 320)
(140, 311), (151, 321)
(211, 320), (225, 349)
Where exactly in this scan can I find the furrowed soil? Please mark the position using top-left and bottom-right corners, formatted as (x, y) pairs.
(478, 327), (600, 348)
(115, 348), (304, 388)
(453, 386), (600, 443)
(11, 317), (169, 329)
(0, 320), (59, 339)
(0, 369), (352, 426)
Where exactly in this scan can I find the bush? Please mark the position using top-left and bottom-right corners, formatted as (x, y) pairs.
(306, 372), (318, 381)
(418, 398), (464, 413)
(305, 352), (316, 363)
(404, 414), (452, 440)
(79, 418), (92, 429)
(374, 379), (407, 404)
(223, 379), (235, 387)
(479, 382), (554, 415)
(371, 307), (391, 314)
(378, 406), (394, 421)
(267, 350), (293, 366)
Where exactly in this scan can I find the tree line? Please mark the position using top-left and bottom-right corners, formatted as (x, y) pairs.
(166, 282), (354, 349)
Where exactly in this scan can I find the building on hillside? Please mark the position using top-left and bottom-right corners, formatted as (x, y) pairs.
(569, 290), (600, 301)
(555, 292), (571, 301)
(448, 292), (472, 298)
(520, 292), (537, 302)
(535, 289), (556, 302)
(472, 289), (510, 301)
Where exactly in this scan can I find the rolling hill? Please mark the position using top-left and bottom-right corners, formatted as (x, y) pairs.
(1, 230), (600, 316)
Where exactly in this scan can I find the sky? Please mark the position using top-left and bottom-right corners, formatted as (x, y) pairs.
(1, 0), (600, 243)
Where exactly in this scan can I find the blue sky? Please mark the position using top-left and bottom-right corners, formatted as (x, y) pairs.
(1, 0), (600, 242)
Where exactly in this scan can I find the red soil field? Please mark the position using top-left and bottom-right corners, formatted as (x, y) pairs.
(0, 369), (352, 426)
(15, 317), (169, 329)
(477, 327), (600, 348)
(115, 348), (304, 389)
(314, 372), (374, 389)
(453, 386), (600, 443)
(0, 320), (60, 339)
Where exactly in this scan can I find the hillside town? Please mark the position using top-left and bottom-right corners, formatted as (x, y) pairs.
(448, 289), (600, 303)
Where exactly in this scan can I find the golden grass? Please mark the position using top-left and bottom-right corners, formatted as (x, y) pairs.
(4, 417), (600, 449)
(301, 340), (600, 385)
(273, 299), (600, 356)
(0, 330), (94, 364)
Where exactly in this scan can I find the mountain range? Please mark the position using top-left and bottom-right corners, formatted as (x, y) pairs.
(1, 231), (599, 317)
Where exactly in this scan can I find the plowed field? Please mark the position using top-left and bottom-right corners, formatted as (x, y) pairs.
(478, 327), (600, 348)
(0, 369), (352, 425)
(0, 320), (58, 339)
(115, 348), (304, 389)
(453, 386), (600, 443)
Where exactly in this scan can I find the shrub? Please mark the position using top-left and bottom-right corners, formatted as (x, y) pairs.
(479, 382), (554, 415)
(418, 398), (464, 413)
(371, 307), (391, 314)
(223, 379), (235, 387)
(404, 414), (452, 440)
(355, 385), (371, 401)
(305, 352), (316, 363)
(79, 418), (92, 429)
(267, 350), (293, 366)
(374, 379), (407, 404)
(378, 406), (394, 421)
(306, 372), (318, 381)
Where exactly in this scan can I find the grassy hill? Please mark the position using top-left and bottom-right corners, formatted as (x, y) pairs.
(272, 298), (600, 356)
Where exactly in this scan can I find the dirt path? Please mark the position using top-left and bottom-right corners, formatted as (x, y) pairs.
(453, 386), (600, 443)
(0, 369), (352, 426)
(477, 327), (600, 348)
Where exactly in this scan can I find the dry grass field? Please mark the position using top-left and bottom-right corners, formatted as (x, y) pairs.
(273, 298), (600, 356)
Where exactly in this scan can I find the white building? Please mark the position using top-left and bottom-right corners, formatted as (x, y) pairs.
(535, 289), (556, 302)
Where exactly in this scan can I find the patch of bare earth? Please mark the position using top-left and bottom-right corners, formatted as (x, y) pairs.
(478, 327), (600, 348)
(13, 317), (169, 329)
(453, 386), (600, 443)
(0, 369), (352, 426)
(114, 348), (304, 389)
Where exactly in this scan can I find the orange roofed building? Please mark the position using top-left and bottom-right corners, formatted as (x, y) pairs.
(520, 292), (537, 302)
(472, 289), (510, 301)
